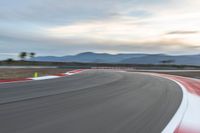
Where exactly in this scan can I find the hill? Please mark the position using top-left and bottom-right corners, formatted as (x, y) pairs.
(31, 52), (200, 65)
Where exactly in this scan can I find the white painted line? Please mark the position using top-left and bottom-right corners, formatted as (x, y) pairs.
(65, 72), (75, 75)
(162, 79), (189, 133)
(30, 76), (60, 80)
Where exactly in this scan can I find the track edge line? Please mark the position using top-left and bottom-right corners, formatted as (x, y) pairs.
(161, 78), (189, 133)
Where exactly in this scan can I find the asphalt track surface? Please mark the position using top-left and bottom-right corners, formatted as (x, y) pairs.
(0, 70), (182, 133)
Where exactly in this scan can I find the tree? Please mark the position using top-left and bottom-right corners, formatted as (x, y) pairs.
(5, 58), (14, 62)
(30, 52), (36, 58)
(160, 59), (175, 64)
(19, 52), (27, 60)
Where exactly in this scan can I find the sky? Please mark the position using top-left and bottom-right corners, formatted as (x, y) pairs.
(0, 0), (200, 59)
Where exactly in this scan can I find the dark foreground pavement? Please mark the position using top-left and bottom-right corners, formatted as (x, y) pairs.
(0, 70), (182, 133)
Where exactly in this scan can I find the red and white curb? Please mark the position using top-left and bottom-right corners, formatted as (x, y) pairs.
(0, 69), (85, 83)
(149, 73), (200, 133)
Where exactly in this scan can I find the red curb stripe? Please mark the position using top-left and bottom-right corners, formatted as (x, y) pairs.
(158, 74), (200, 96)
(0, 78), (32, 83)
(52, 73), (67, 76)
(175, 127), (200, 133)
(174, 77), (200, 96)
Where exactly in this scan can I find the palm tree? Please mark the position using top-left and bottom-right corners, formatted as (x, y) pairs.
(19, 52), (27, 60)
(30, 52), (36, 58)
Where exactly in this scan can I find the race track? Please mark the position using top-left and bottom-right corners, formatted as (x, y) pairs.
(0, 70), (182, 133)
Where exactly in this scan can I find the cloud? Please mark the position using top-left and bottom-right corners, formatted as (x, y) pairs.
(0, 0), (173, 25)
(0, 0), (122, 25)
(166, 31), (199, 35)
(0, 0), (200, 59)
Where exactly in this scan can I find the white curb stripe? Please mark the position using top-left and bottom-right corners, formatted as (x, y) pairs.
(30, 75), (60, 80)
(162, 79), (189, 133)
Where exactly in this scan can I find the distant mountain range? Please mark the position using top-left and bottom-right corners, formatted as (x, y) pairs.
(31, 52), (200, 65)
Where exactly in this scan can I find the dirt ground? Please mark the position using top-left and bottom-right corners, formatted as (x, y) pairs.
(0, 68), (73, 79)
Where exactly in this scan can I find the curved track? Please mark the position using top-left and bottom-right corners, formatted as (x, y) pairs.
(0, 70), (182, 133)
